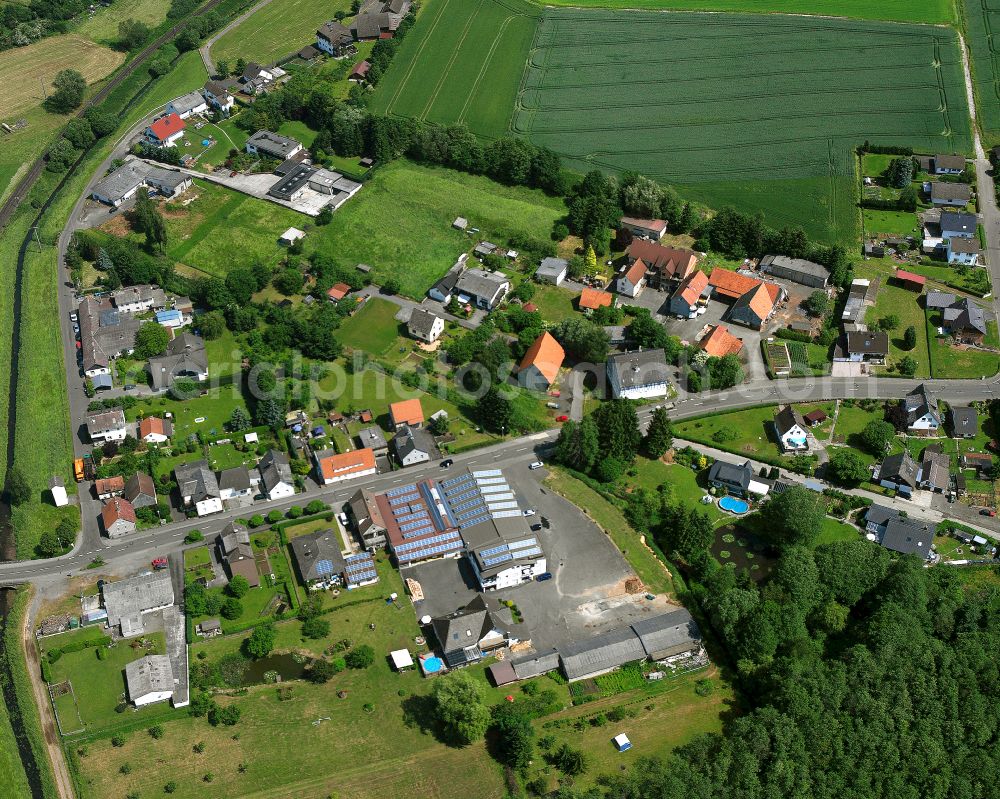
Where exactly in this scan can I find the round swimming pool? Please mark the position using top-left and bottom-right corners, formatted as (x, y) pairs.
(719, 496), (750, 514)
(421, 656), (444, 674)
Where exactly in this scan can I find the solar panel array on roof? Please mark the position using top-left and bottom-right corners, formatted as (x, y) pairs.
(397, 510), (428, 524)
(394, 530), (462, 555)
(387, 485), (419, 498)
(473, 469), (503, 478)
(315, 558), (335, 577)
(344, 553), (377, 584)
(482, 552), (513, 568)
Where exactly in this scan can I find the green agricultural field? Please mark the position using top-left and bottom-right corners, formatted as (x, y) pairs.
(514, 11), (971, 244)
(212, 0), (353, 66)
(370, 0), (540, 137)
(964, 0), (1000, 145)
(307, 160), (564, 298)
(75, 0), (168, 45)
(542, 0), (954, 24)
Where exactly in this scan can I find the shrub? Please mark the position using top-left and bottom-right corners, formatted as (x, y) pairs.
(302, 617), (330, 639)
(164, 782), (177, 793)
(148, 724), (164, 739)
(345, 645), (375, 669)
(111, 733), (126, 747)
(184, 530), (204, 543)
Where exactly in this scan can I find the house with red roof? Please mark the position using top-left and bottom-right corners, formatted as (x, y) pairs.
(699, 324), (744, 358)
(578, 287), (613, 312)
(615, 259), (647, 298)
(101, 498), (137, 538)
(313, 448), (377, 485)
(708, 268), (785, 330)
(626, 240), (698, 289)
(326, 283), (352, 302)
(669, 270), (709, 317)
(518, 332), (565, 391)
(389, 398), (424, 429)
(145, 113), (185, 147)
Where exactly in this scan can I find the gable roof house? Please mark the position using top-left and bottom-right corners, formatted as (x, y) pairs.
(961, 451), (994, 475)
(940, 210), (977, 239)
(630, 608), (702, 661)
(949, 406), (979, 438)
(290, 529), (345, 590)
(124, 472), (157, 509)
(669, 269), (710, 318)
(627, 240), (698, 288)
(876, 450), (918, 497)
(620, 216), (667, 241)
(616, 259), (647, 298)
(112, 284), (167, 314)
(606, 348), (669, 400)
(930, 181), (972, 207)
(699, 324), (743, 358)
(217, 523), (260, 588)
(145, 113), (185, 147)
(431, 595), (509, 668)
(392, 425), (437, 467)
(535, 257), (568, 285)
(578, 287), (614, 312)
(259, 449), (295, 500)
(148, 333), (208, 391)
(773, 406), (809, 452)
(356, 425), (388, 455)
(454, 268), (510, 310)
(759, 254), (830, 288)
(933, 154), (966, 174)
(78, 296), (143, 376)
(86, 408), (127, 444)
(101, 498), (136, 538)
(947, 236), (981, 265)
(708, 458), (770, 497)
(407, 308), (444, 343)
(100, 571), (174, 637)
(125, 655), (174, 707)
(174, 461), (223, 516)
(904, 384), (941, 433)
(389, 398), (424, 429)
(245, 130), (303, 160)
(351, 0), (409, 39)
(217, 466), (253, 506)
(838, 331), (889, 364)
(201, 80), (234, 112)
(518, 331), (565, 391)
(559, 626), (647, 682)
(95, 476), (125, 500)
(348, 488), (387, 549)
(865, 505), (935, 560)
(916, 449), (950, 493)
(139, 416), (172, 443)
(316, 20), (355, 56)
(166, 91), (208, 119)
(314, 448), (377, 485)
(728, 281), (783, 330)
(942, 297), (988, 344)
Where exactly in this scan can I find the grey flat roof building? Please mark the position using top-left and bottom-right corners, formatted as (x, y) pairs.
(759, 254), (829, 287)
(102, 571), (174, 635)
(630, 609), (701, 660)
(246, 130), (302, 160)
(559, 625), (647, 681)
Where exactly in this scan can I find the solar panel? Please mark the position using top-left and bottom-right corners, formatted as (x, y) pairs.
(482, 552), (513, 568)
(396, 511), (429, 524)
(475, 477), (508, 486)
(479, 483), (511, 494)
(456, 507), (488, 521)
(473, 469), (503, 478)
(490, 508), (522, 518)
(484, 494), (516, 504)
(508, 537), (539, 551)
(458, 514), (490, 529)
(479, 544), (509, 558)
(440, 474), (473, 489)
(386, 485), (419, 498)
(394, 530), (461, 554)
(446, 488), (479, 504)
(315, 559), (335, 576)
(452, 499), (486, 515)
(401, 524), (435, 539)
(389, 493), (420, 506)
(513, 546), (542, 559)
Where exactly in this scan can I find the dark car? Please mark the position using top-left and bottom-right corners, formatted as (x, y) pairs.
(530, 523), (542, 532)
(981, 508), (996, 517)
(440, 458), (454, 468)
(535, 572), (553, 582)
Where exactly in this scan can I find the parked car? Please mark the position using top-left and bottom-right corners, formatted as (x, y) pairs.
(151, 557), (168, 570)
(546, 402), (559, 409)
(337, 512), (349, 528)
(440, 458), (454, 468)
(529, 461), (543, 470)
(981, 509), (996, 517)
(522, 509), (536, 517)
(535, 572), (553, 582)
(69, 312), (78, 322)
(556, 415), (569, 422)
(530, 523), (542, 532)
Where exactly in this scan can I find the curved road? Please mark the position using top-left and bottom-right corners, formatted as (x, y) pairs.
(198, 0), (279, 76)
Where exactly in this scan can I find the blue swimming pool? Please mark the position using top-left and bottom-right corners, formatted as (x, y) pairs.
(719, 496), (750, 514)
(421, 656), (443, 674)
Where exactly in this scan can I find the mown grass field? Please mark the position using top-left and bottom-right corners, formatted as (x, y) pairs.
(514, 10), (971, 244)
(74, 0), (169, 45)
(336, 298), (404, 356)
(964, 0), (1000, 145)
(863, 281), (932, 378)
(370, 0), (540, 137)
(543, 0), (954, 23)
(211, 0), (353, 66)
(0, 33), (124, 116)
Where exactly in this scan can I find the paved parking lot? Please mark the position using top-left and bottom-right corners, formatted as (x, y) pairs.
(406, 466), (676, 652)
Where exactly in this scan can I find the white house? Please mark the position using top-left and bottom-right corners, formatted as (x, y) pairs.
(245, 130), (302, 160)
(947, 237), (981, 265)
(217, 466), (253, 504)
(606, 349), (669, 400)
(407, 308), (444, 343)
(616, 260), (646, 298)
(145, 113), (185, 147)
(279, 227), (306, 246)
(620, 216), (667, 241)
(259, 450), (295, 501)
(175, 461), (223, 517)
(125, 655), (174, 707)
(535, 257), (568, 285)
(940, 211), (976, 240)
(904, 385), (941, 433)
(773, 406), (809, 452)
(101, 498), (136, 538)
(392, 425), (435, 468)
(201, 81), (234, 113)
(166, 91), (208, 119)
(86, 409), (127, 443)
(314, 448), (377, 485)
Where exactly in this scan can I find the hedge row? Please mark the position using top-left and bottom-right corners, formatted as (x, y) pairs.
(46, 634), (111, 664)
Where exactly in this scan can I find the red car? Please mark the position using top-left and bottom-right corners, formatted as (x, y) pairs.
(556, 415), (569, 422)
(151, 557), (168, 570)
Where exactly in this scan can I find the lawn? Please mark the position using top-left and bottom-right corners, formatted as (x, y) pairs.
(816, 517), (859, 546)
(864, 281), (931, 377)
(75, 0), (169, 45)
(541, 0), (953, 24)
(336, 298), (404, 356)
(211, 0), (353, 66)
(370, 0), (541, 137)
(42, 630), (170, 733)
(546, 468), (675, 595)
(625, 458), (727, 526)
(863, 208), (920, 237)
(927, 310), (1000, 379)
(529, 283), (579, 323)
(194, 117), (250, 169)
(118, 50), (209, 133)
(307, 160), (564, 298)
(125, 388), (250, 442)
(0, 33), (123, 116)
(512, 10), (970, 244)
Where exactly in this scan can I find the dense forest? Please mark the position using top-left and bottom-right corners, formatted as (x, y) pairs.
(554, 482), (1000, 798)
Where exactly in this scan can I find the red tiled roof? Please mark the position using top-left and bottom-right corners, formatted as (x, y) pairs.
(519, 332), (565, 385)
(522, 303), (537, 313)
(628, 240), (698, 280)
(148, 113), (184, 141)
(707, 268), (761, 300)
(390, 398), (424, 427)
(744, 283), (777, 322)
(317, 448), (376, 481)
(350, 60), (371, 78)
(621, 259), (647, 286)
(327, 282), (351, 300)
(896, 269), (926, 286)
(578, 287), (613, 310)
(699, 324), (744, 358)
(95, 476), (125, 495)
(675, 270), (709, 307)
(139, 416), (168, 439)
(102, 497), (135, 526)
